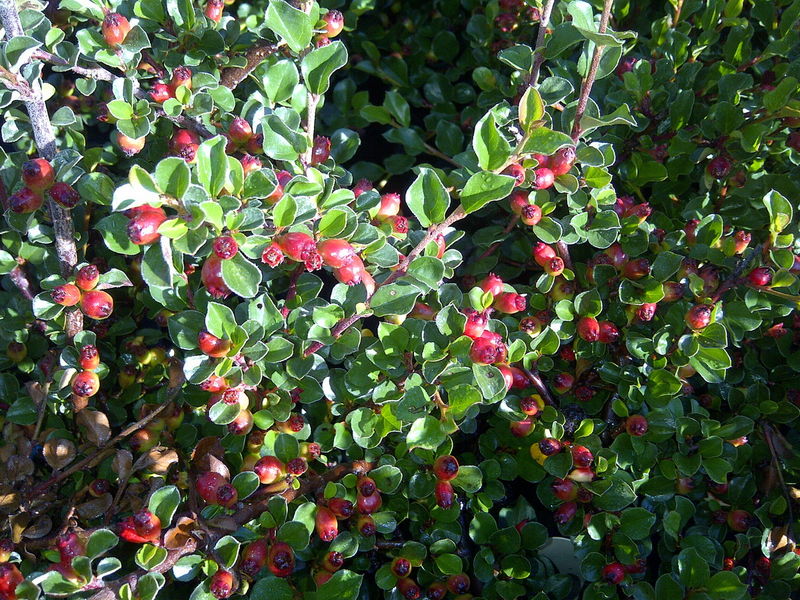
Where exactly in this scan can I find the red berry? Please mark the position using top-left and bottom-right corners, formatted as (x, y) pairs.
(577, 317), (600, 342)
(510, 418), (534, 437)
(322, 551), (344, 572)
(9, 187), (43, 213)
(0, 563), (24, 599)
(494, 292), (526, 314)
(170, 129), (200, 154)
(625, 415), (648, 436)
(149, 83), (172, 103)
(56, 532), (85, 564)
(76, 264), (100, 291)
(726, 509), (751, 532)
(357, 491), (382, 514)
(433, 455), (459, 481)
(286, 457), (307, 475)
(554, 501), (577, 525)
(102, 13), (131, 46)
(213, 236), (239, 260)
(520, 395), (542, 416)
(434, 480), (455, 508)
(353, 179), (374, 197)
(355, 515), (376, 536)
(377, 193), (401, 219)
(636, 303), (657, 322)
(397, 578), (422, 600)
(253, 456), (284, 484)
(204, 0), (224, 22)
(311, 135), (331, 164)
(323, 10), (344, 37)
(79, 345), (100, 370)
(533, 167), (555, 189)
(132, 509), (161, 541)
(520, 203), (542, 226)
(598, 321), (620, 344)
(602, 563), (626, 585)
(81, 290), (114, 320)
(707, 156), (732, 179)
(201, 255), (232, 298)
(502, 163), (526, 186)
(195, 471), (226, 503)
(197, 331), (231, 358)
(89, 478), (111, 497)
(327, 497), (354, 519)
(52, 283), (82, 306)
(210, 569), (235, 599)
(227, 409), (254, 436)
(116, 133), (146, 156)
(553, 372), (574, 393)
(509, 189), (530, 215)
(216, 483), (238, 508)
(623, 258), (650, 280)
(478, 273), (504, 296)
(46, 181), (80, 209)
(228, 117), (252, 145)
(200, 375), (228, 393)
(317, 239), (356, 268)
(316, 506), (338, 541)
(446, 574), (470, 595)
(427, 583), (447, 600)
(277, 232), (316, 262)
(539, 437), (562, 456)
(390, 557), (412, 578)
(170, 66), (193, 91)
(532, 153), (550, 168)
(389, 215), (409, 235)
(748, 267), (772, 287)
(549, 147), (576, 176)
(685, 304), (712, 330)
(571, 445), (593, 467)
(127, 207), (167, 245)
(552, 478), (577, 501)
(333, 256), (366, 286)
(533, 242), (557, 267)
(268, 541), (295, 577)
(240, 154), (262, 177)
(261, 242), (285, 267)
(469, 336), (505, 365)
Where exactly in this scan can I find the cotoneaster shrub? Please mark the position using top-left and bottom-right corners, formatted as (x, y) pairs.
(1, 0), (800, 599)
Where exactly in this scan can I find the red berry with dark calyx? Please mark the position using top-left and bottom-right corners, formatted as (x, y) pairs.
(286, 457), (307, 475)
(602, 563), (626, 585)
(447, 574), (470, 595)
(127, 207), (167, 245)
(317, 239), (356, 269)
(353, 179), (373, 196)
(520, 203), (542, 226)
(76, 264), (100, 290)
(391, 557), (412, 578)
(502, 163), (526, 186)
(433, 455), (459, 481)
(150, 83), (172, 103)
(210, 569), (235, 599)
(623, 258), (650, 280)
(357, 491), (382, 514)
(213, 236), (239, 260)
(216, 483), (238, 508)
(707, 156), (732, 179)
(316, 506), (338, 542)
(636, 303), (657, 322)
(598, 321), (620, 344)
(539, 437), (562, 456)
(624, 414), (647, 436)
(577, 317), (600, 342)
(240, 154), (262, 177)
(9, 187), (43, 213)
(463, 309), (488, 339)
(520, 395), (542, 416)
(509, 189), (530, 215)
(544, 256), (565, 276)
(170, 66), (192, 91)
(435, 480), (455, 508)
(253, 456), (284, 484)
(277, 232), (316, 263)
(533, 242), (556, 266)
(726, 509), (751, 532)
(494, 292), (526, 314)
(81, 290), (114, 320)
(549, 147), (576, 176)
(552, 478), (578, 501)
(227, 410), (253, 436)
(268, 542), (295, 577)
(357, 476), (376, 497)
(49, 182), (80, 208)
(533, 167), (555, 189)
(333, 256), (366, 286)
(519, 316), (543, 336)
(323, 10), (345, 37)
(479, 273), (504, 296)
(748, 267), (772, 287)
(685, 304), (712, 330)
(195, 471), (226, 503)
(397, 578), (422, 600)
(355, 515), (376, 536)
(311, 136), (331, 164)
(554, 502), (577, 525)
(170, 129), (200, 154)
(553, 372), (574, 393)
(52, 283), (81, 306)
(132, 509), (161, 541)
(102, 13), (131, 46)
(204, 0), (224, 22)
(322, 551), (344, 572)
(571, 445), (593, 467)
(201, 375), (228, 393)
(427, 582), (448, 600)
(201, 255), (232, 299)
(79, 345), (100, 370)
(228, 117), (252, 144)
(327, 497), (354, 519)
(469, 336), (504, 365)
(89, 478), (111, 497)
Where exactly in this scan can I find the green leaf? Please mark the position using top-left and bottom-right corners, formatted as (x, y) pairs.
(407, 415), (446, 450)
(405, 167), (449, 227)
(707, 571), (747, 600)
(316, 570), (363, 600)
(521, 127), (574, 155)
(196, 136), (229, 197)
(250, 576), (294, 600)
(214, 536), (240, 569)
(148, 486), (181, 526)
(86, 529), (118, 559)
(371, 282), (421, 317)
(221, 253), (261, 298)
(619, 508), (656, 541)
(518, 86), (545, 132)
(301, 41), (348, 95)
(763, 190), (793, 233)
(473, 109), (512, 171)
(155, 157), (191, 199)
(264, 0), (315, 53)
(460, 172), (516, 214)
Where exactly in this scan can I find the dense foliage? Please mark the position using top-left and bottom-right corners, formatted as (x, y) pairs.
(1, 0), (800, 599)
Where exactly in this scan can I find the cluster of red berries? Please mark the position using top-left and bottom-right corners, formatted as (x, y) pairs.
(195, 471), (241, 509)
(611, 195), (652, 223)
(576, 316), (620, 344)
(400, 573), (471, 599)
(9, 158), (80, 213)
(148, 67), (194, 104)
(71, 344), (102, 400)
(494, 0), (540, 34)
(432, 455), (459, 510)
(315, 10), (344, 46)
(224, 117), (263, 156)
(0, 542), (23, 600)
(51, 264), (114, 320)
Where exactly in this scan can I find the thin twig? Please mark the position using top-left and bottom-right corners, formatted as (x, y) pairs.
(522, 367), (555, 405)
(555, 240), (573, 272)
(570, 0), (615, 141)
(0, 0), (83, 339)
(219, 41), (282, 89)
(9, 263), (36, 300)
(31, 50), (118, 81)
(530, 0), (557, 86)
(477, 215), (519, 262)
(153, 108), (215, 138)
(423, 141), (461, 167)
(762, 423), (796, 541)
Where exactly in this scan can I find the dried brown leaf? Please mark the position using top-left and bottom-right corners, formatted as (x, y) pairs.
(77, 410), (112, 446)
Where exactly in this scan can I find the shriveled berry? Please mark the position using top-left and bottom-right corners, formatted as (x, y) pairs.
(48, 182), (80, 208)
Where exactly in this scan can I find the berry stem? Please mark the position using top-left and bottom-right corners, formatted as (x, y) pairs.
(570, 0), (615, 142)
(0, 0), (83, 338)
